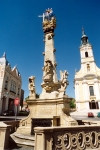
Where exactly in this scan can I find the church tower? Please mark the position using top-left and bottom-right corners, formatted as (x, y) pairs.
(74, 28), (100, 111)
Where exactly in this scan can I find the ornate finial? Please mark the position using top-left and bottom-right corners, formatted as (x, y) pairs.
(3, 52), (6, 58)
(82, 27), (85, 36)
(13, 65), (17, 70)
(15, 65), (17, 68)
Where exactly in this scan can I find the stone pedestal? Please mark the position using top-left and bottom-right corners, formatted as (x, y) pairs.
(18, 96), (77, 135)
(0, 122), (11, 150)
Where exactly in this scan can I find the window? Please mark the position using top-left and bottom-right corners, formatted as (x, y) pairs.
(89, 86), (94, 96)
(4, 76), (9, 89)
(87, 64), (90, 72)
(85, 52), (88, 57)
(4, 81), (8, 89)
(10, 80), (16, 93)
(17, 86), (20, 95)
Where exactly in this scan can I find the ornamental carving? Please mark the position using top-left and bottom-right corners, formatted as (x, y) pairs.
(58, 70), (69, 94)
(42, 8), (56, 33)
(54, 131), (100, 150)
(28, 76), (36, 98)
(42, 60), (53, 83)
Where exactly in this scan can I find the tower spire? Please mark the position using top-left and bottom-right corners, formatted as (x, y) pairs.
(82, 27), (85, 36)
(2, 52), (6, 58)
(81, 27), (88, 45)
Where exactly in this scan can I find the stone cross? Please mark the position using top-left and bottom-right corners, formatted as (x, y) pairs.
(38, 13), (45, 22)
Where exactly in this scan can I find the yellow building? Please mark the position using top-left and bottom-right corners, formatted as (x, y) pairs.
(0, 53), (22, 114)
(74, 29), (100, 111)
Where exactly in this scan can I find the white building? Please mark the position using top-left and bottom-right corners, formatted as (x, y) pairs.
(0, 53), (22, 114)
(74, 29), (100, 111)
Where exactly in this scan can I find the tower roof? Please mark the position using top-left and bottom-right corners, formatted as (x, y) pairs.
(0, 52), (10, 66)
(81, 27), (88, 45)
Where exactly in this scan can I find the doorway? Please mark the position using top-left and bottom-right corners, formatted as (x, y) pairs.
(8, 98), (14, 110)
(2, 97), (6, 113)
(89, 100), (99, 109)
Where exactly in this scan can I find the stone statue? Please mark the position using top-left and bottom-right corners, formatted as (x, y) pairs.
(28, 76), (36, 99)
(44, 8), (54, 21)
(42, 8), (56, 33)
(42, 60), (53, 83)
(59, 70), (69, 95)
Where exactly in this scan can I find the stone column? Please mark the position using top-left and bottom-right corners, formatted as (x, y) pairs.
(44, 33), (58, 82)
(75, 82), (80, 110)
(94, 78), (100, 108)
(34, 127), (53, 150)
(82, 80), (89, 109)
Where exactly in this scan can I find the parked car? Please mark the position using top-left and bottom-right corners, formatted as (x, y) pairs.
(18, 110), (29, 116)
(88, 112), (94, 117)
(97, 112), (100, 117)
(2, 110), (15, 116)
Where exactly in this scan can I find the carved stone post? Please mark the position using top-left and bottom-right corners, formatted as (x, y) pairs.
(0, 122), (11, 150)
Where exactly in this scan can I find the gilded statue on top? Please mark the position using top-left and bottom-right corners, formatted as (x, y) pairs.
(42, 8), (56, 33)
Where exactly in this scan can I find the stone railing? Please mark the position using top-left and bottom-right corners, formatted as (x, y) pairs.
(4, 120), (20, 133)
(0, 122), (11, 150)
(34, 125), (100, 150)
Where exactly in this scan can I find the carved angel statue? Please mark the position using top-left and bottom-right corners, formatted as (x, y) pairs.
(59, 70), (69, 94)
(28, 76), (36, 98)
(60, 70), (68, 83)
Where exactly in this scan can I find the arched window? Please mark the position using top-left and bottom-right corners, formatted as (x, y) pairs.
(85, 52), (88, 57)
(89, 100), (99, 109)
(89, 86), (94, 96)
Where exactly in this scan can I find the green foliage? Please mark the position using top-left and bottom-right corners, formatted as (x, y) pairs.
(36, 93), (39, 98)
(25, 93), (39, 100)
(70, 99), (76, 108)
(25, 96), (29, 101)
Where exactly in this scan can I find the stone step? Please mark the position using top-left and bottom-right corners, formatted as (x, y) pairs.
(10, 132), (35, 147)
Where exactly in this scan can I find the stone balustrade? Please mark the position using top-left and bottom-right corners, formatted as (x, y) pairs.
(34, 125), (100, 150)
(4, 120), (20, 133)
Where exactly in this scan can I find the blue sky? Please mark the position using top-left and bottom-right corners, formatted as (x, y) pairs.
(0, 0), (100, 99)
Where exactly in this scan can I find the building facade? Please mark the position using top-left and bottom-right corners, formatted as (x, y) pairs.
(0, 53), (22, 114)
(74, 29), (100, 111)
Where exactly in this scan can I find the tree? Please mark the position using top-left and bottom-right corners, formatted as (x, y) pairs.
(25, 96), (29, 101)
(70, 98), (76, 108)
(25, 93), (39, 100)
(36, 93), (39, 98)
